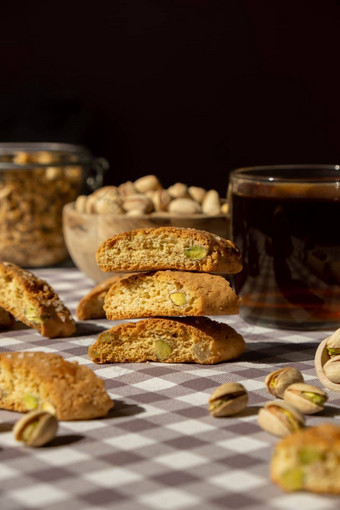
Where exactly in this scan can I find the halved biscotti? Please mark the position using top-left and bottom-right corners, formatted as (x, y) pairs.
(0, 351), (113, 420)
(271, 423), (340, 494)
(96, 227), (242, 274)
(0, 261), (75, 338)
(89, 317), (245, 364)
(76, 275), (124, 320)
(104, 270), (240, 319)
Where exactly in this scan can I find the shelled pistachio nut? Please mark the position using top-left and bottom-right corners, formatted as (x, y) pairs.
(209, 382), (248, 417)
(257, 400), (305, 437)
(13, 410), (58, 447)
(326, 328), (340, 357)
(265, 367), (304, 398)
(323, 355), (340, 383)
(283, 383), (328, 414)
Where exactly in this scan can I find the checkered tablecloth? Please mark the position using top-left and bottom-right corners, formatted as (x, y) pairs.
(0, 267), (339, 510)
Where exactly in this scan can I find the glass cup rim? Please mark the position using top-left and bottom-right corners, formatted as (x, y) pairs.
(230, 164), (340, 183)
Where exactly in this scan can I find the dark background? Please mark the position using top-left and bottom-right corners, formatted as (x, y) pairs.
(0, 0), (339, 195)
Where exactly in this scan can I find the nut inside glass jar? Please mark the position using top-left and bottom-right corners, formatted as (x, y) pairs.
(0, 142), (106, 267)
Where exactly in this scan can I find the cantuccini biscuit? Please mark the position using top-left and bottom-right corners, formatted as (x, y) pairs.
(104, 270), (240, 320)
(0, 351), (113, 420)
(88, 317), (245, 364)
(96, 227), (242, 274)
(271, 423), (340, 494)
(76, 275), (124, 320)
(0, 261), (75, 338)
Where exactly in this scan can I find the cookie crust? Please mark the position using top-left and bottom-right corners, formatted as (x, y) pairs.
(89, 316), (245, 364)
(96, 227), (242, 274)
(0, 261), (75, 338)
(271, 423), (340, 494)
(0, 351), (113, 420)
(104, 270), (240, 320)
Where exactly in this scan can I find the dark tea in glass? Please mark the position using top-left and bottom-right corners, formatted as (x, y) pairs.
(229, 165), (340, 329)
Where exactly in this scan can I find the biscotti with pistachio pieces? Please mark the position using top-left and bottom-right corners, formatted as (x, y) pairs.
(76, 275), (124, 320)
(0, 261), (75, 338)
(271, 423), (340, 494)
(104, 270), (240, 320)
(89, 317), (245, 364)
(96, 227), (242, 274)
(0, 351), (113, 420)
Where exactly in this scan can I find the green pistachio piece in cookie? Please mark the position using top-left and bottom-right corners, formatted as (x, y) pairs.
(169, 292), (186, 306)
(24, 305), (47, 324)
(298, 447), (323, 464)
(23, 393), (39, 410)
(154, 339), (172, 360)
(280, 467), (304, 491)
(97, 332), (112, 343)
(184, 246), (207, 260)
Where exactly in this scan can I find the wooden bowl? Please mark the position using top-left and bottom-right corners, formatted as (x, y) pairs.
(62, 202), (230, 282)
(314, 337), (340, 392)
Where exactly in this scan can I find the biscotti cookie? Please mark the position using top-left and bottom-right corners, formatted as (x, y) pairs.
(0, 307), (14, 329)
(96, 227), (242, 274)
(271, 423), (340, 494)
(0, 351), (113, 420)
(0, 261), (75, 338)
(76, 275), (124, 320)
(89, 317), (245, 364)
(104, 270), (240, 320)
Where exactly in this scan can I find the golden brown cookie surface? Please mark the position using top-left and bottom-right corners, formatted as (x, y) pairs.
(76, 275), (124, 320)
(0, 261), (75, 338)
(104, 270), (240, 320)
(271, 423), (340, 494)
(0, 351), (113, 420)
(96, 227), (242, 274)
(89, 316), (245, 364)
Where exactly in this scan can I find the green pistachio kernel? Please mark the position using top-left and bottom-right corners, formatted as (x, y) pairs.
(327, 348), (340, 356)
(184, 246), (207, 260)
(303, 392), (326, 406)
(154, 339), (172, 360)
(169, 292), (187, 306)
(280, 409), (301, 431)
(298, 447), (323, 464)
(280, 467), (304, 491)
(23, 393), (39, 410)
(24, 305), (48, 324)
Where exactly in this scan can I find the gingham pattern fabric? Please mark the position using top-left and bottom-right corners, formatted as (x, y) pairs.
(0, 267), (339, 510)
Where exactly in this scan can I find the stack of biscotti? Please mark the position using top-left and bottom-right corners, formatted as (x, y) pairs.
(88, 227), (245, 364)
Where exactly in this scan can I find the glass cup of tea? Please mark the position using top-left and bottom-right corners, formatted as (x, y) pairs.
(228, 165), (340, 330)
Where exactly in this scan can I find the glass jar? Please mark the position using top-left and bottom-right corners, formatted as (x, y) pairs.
(0, 142), (108, 267)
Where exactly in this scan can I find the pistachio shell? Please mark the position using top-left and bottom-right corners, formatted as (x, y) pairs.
(134, 175), (162, 193)
(323, 355), (340, 383)
(265, 367), (304, 398)
(283, 383), (328, 414)
(13, 410), (58, 447)
(314, 337), (340, 392)
(257, 400), (305, 437)
(326, 328), (340, 357)
(209, 382), (248, 417)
